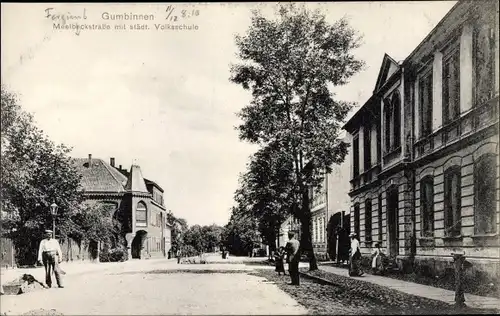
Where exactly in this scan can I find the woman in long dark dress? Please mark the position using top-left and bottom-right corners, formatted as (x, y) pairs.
(275, 247), (286, 275)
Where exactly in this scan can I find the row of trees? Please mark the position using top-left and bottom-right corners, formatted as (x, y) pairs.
(166, 212), (224, 257)
(226, 4), (364, 270)
(1, 85), (122, 265)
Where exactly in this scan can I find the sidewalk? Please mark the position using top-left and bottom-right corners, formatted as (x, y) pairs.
(318, 264), (500, 310)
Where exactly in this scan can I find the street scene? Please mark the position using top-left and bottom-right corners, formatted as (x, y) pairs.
(1, 1), (499, 315)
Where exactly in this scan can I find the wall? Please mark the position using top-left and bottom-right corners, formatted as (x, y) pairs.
(415, 136), (499, 259)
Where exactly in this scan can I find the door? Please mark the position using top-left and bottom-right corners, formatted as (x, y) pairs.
(386, 186), (399, 258)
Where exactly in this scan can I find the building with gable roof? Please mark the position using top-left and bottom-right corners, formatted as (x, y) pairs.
(343, 0), (499, 283)
(71, 155), (172, 260)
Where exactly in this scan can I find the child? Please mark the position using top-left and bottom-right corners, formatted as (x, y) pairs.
(371, 242), (384, 275)
(275, 247), (286, 276)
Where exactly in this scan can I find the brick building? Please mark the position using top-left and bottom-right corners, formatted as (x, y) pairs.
(71, 155), (172, 260)
(343, 0), (499, 282)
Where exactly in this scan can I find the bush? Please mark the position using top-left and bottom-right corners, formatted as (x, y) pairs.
(99, 247), (128, 262)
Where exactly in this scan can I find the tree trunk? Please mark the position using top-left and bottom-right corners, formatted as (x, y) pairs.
(300, 189), (318, 271)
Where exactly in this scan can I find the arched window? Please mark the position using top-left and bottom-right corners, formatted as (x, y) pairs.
(444, 166), (461, 237)
(392, 92), (401, 148)
(365, 199), (372, 243)
(420, 176), (435, 237)
(384, 99), (392, 152)
(474, 154), (497, 234)
(136, 201), (147, 227)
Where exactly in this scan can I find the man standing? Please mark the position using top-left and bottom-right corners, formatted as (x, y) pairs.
(285, 231), (300, 285)
(37, 230), (64, 288)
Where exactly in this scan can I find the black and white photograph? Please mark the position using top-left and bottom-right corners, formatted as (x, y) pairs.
(0, 1), (499, 315)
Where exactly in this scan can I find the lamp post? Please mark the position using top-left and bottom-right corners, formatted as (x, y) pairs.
(50, 202), (58, 239)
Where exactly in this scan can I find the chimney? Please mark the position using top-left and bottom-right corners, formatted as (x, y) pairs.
(119, 164), (122, 170)
(88, 154), (92, 167)
(110, 157), (115, 167)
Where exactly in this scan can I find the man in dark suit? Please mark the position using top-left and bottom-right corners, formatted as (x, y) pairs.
(285, 231), (300, 285)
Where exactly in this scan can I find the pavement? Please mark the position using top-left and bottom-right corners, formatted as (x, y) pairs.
(0, 255), (307, 315)
(318, 263), (500, 310)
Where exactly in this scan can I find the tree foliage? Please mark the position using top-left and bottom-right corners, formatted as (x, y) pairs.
(222, 206), (259, 256)
(233, 143), (294, 252)
(1, 86), (124, 265)
(230, 4), (363, 270)
(167, 211), (188, 253)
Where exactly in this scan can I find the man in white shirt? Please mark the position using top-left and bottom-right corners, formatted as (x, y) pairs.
(37, 230), (64, 288)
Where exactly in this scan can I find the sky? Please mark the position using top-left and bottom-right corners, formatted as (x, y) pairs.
(1, 1), (457, 226)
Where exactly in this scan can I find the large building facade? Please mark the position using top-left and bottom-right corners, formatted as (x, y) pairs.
(343, 0), (499, 282)
(71, 155), (172, 260)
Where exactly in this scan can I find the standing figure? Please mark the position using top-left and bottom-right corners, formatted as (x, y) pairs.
(285, 231), (300, 285)
(37, 230), (64, 288)
(274, 247), (286, 276)
(348, 233), (364, 277)
(176, 248), (182, 264)
(371, 242), (385, 275)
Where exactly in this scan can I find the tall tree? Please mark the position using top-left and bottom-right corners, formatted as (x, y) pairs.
(230, 4), (363, 270)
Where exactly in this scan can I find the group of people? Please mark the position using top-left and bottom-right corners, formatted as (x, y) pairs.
(274, 231), (385, 282)
(349, 232), (385, 276)
(274, 231), (301, 285)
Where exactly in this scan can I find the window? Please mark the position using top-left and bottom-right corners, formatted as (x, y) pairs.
(136, 201), (147, 227)
(384, 99), (392, 152)
(377, 123), (381, 163)
(474, 19), (496, 105)
(365, 199), (372, 243)
(100, 202), (118, 216)
(392, 93), (401, 148)
(354, 203), (360, 238)
(420, 176), (435, 237)
(419, 70), (433, 137)
(353, 136), (360, 177)
(364, 123), (372, 170)
(444, 167), (461, 237)
(443, 44), (460, 123)
(474, 154), (497, 234)
(378, 194), (383, 241)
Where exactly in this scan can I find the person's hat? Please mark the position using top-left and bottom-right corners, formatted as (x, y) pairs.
(44, 229), (53, 234)
(349, 233), (356, 237)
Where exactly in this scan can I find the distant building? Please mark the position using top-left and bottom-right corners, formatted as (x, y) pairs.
(71, 155), (172, 260)
(276, 148), (351, 261)
(343, 0), (499, 282)
(310, 145), (352, 261)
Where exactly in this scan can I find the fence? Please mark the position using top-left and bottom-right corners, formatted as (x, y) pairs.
(0, 237), (16, 268)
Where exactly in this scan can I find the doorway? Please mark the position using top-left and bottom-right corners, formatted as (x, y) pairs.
(386, 186), (399, 258)
(131, 230), (148, 259)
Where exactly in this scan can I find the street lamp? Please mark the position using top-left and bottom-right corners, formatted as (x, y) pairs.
(50, 202), (58, 239)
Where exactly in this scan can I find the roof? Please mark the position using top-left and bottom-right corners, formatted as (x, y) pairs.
(144, 178), (164, 193)
(343, 53), (401, 132)
(125, 165), (149, 193)
(72, 158), (127, 193)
